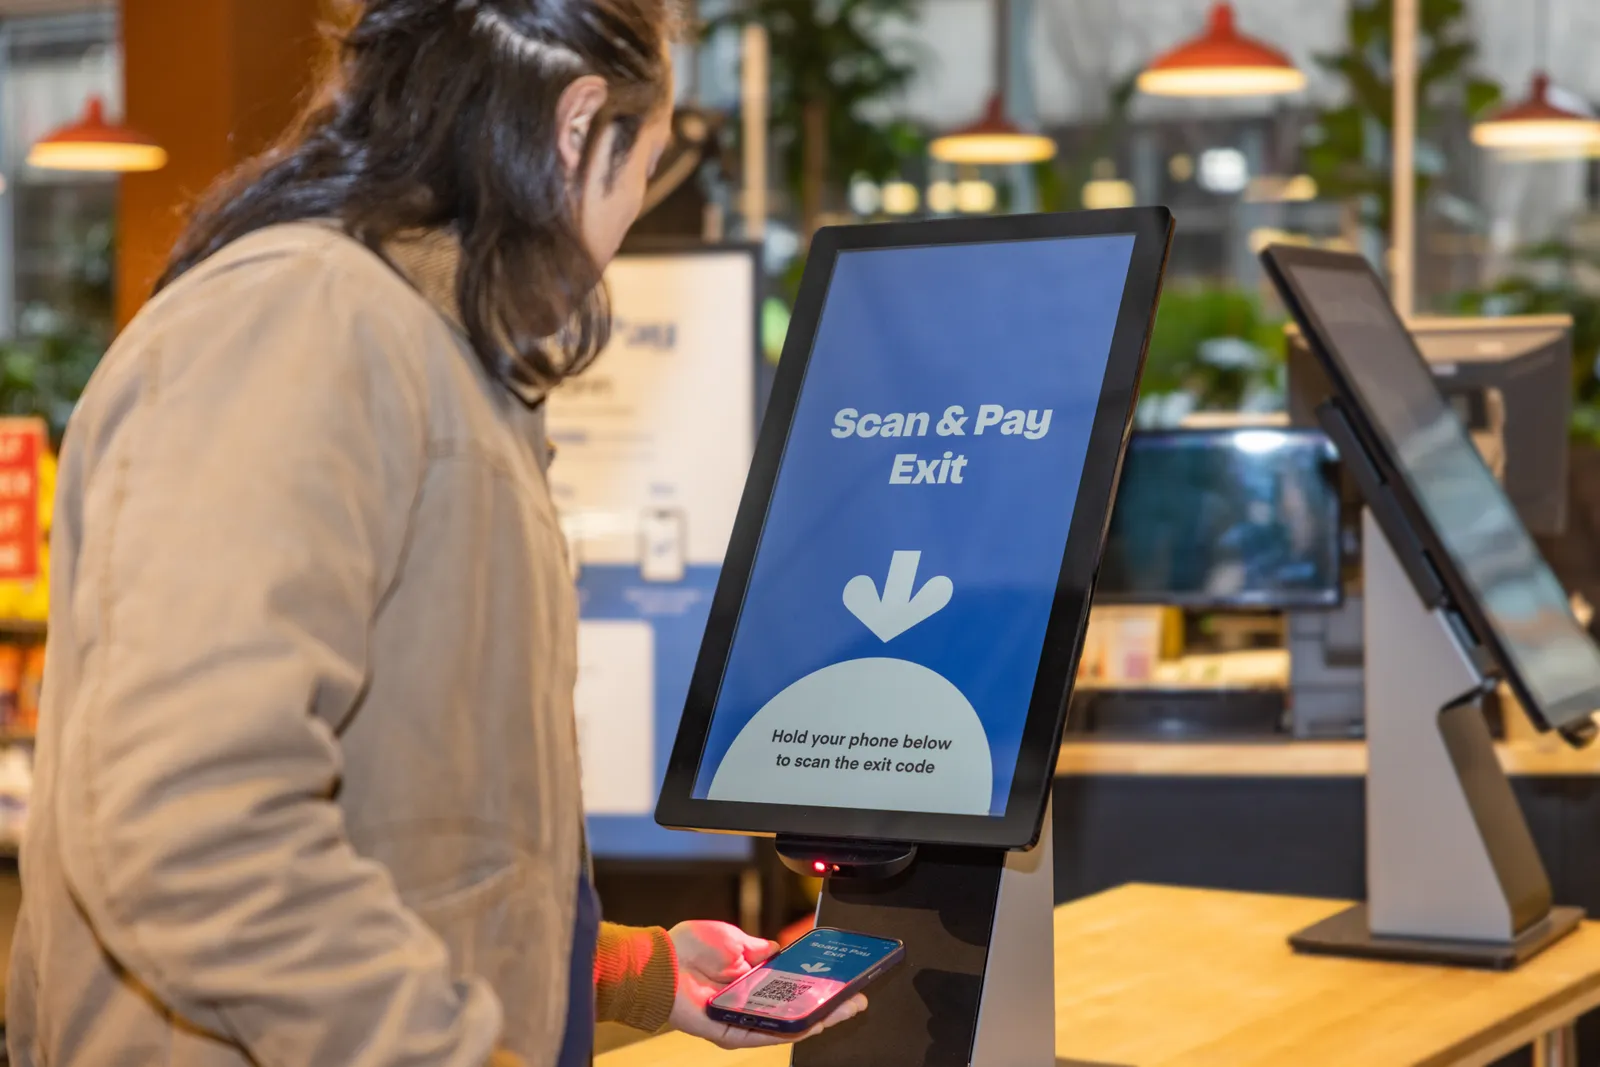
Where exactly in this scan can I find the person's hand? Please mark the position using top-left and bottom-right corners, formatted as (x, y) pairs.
(666, 921), (868, 1050)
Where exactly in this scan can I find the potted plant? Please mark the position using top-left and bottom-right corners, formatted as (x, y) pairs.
(1138, 284), (1288, 424)
(711, 0), (924, 240)
(1301, 0), (1501, 246)
(0, 219), (113, 448)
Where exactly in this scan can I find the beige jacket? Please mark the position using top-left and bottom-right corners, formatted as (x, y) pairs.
(6, 222), (638, 1066)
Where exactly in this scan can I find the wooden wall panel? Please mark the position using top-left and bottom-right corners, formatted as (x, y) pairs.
(116, 0), (323, 328)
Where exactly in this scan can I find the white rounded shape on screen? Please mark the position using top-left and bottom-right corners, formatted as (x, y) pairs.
(706, 657), (994, 815)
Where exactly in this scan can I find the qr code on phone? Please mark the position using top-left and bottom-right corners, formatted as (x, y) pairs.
(753, 978), (806, 1003)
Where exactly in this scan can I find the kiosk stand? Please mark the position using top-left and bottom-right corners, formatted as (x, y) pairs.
(1258, 243), (1600, 970)
(782, 804), (1055, 1067)
(652, 209), (1175, 1065)
(1289, 504), (1583, 968)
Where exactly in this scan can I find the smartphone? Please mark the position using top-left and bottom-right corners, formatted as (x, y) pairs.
(706, 927), (904, 1035)
(639, 507), (687, 583)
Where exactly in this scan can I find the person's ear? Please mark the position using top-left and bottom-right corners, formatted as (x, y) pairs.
(556, 74), (609, 176)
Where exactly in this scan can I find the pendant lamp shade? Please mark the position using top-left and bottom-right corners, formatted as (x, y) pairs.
(929, 95), (1057, 165)
(1137, 2), (1306, 98)
(28, 96), (167, 173)
(1471, 73), (1600, 154)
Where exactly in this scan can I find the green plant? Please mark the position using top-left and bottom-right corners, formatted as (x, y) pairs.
(1450, 239), (1600, 443)
(711, 0), (923, 238)
(1031, 156), (1070, 214)
(0, 219), (114, 446)
(1302, 0), (1500, 237)
(0, 330), (104, 444)
(1142, 285), (1287, 412)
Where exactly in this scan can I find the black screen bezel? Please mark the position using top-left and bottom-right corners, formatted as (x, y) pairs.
(1260, 243), (1600, 736)
(1092, 427), (1343, 610)
(655, 208), (1174, 850)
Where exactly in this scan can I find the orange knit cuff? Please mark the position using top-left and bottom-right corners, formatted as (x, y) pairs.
(594, 922), (678, 1032)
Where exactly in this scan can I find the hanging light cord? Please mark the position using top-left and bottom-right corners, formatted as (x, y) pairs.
(994, 0), (1011, 113)
(1537, 0), (1550, 73)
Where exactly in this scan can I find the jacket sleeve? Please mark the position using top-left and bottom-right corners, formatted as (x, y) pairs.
(594, 923), (678, 1032)
(53, 247), (504, 1067)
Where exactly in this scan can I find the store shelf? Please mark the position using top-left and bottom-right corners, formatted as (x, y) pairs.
(0, 621), (44, 638)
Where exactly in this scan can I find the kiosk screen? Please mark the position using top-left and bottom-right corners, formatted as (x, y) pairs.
(689, 235), (1139, 817)
(1095, 428), (1341, 608)
(1268, 253), (1600, 735)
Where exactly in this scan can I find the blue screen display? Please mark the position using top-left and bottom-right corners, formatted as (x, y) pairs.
(710, 928), (901, 1022)
(692, 235), (1137, 816)
(765, 928), (901, 981)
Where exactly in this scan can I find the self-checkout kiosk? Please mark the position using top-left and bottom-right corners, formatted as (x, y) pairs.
(1284, 315), (1576, 740)
(1262, 245), (1599, 967)
(656, 208), (1174, 1065)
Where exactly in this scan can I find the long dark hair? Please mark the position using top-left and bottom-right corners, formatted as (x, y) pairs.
(160, 0), (676, 391)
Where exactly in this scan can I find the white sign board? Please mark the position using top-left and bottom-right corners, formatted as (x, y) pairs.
(547, 247), (758, 857)
(550, 251), (756, 568)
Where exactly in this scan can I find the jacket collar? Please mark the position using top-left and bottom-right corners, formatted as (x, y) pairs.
(382, 228), (469, 337)
(380, 227), (549, 408)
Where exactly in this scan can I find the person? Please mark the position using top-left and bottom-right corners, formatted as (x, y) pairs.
(6, 1), (865, 1064)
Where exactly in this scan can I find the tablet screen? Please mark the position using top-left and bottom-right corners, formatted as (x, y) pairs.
(1280, 262), (1600, 730)
(1095, 429), (1341, 608)
(690, 235), (1138, 816)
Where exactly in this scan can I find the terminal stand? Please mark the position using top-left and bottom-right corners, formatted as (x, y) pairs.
(790, 802), (1056, 1067)
(1290, 510), (1582, 968)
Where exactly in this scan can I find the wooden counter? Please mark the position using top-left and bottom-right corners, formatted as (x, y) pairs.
(1055, 737), (1600, 778)
(597, 884), (1600, 1067)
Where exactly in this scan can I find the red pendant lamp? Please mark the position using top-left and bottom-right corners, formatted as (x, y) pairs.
(929, 0), (1056, 166)
(1137, 2), (1306, 98)
(1472, 73), (1600, 155)
(28, 96), (167, 174)
(1471, 0), (1598, 158)
(930, 95), (1056, 166)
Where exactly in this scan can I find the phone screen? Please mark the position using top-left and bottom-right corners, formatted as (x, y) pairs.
(639, 508), (687, 583)
(710, 928), (901, 1023)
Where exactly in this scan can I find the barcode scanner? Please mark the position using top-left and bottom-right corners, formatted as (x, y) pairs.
(774, 837), (917, 881)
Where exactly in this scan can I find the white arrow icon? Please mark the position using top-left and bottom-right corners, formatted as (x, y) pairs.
(843, 551), (954, 643)
(799, 962), (831, 974)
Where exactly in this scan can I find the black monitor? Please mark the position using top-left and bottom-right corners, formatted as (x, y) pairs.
(656, 209), (1174, 850)
(1261, 245), (1600, 744)
(1094, 427), (1341, 609)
